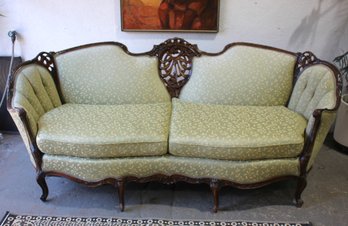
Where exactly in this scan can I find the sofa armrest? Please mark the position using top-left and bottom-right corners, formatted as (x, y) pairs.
(7, 61), (62, 169)
(288, 63), (340, 172)
(305, 109), (336, 170)
(7, 107), (43, 169)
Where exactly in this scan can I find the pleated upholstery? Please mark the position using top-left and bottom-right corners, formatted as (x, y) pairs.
(288, 65), (336, 120)
(288, 65), (337, 134)
(12, 64), (62, 137)
(288, 65), (338, 170)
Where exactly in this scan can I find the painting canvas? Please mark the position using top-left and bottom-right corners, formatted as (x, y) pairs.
(121, 0), (219, 32)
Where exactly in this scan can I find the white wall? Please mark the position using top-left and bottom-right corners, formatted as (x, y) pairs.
(0, 0), (347, 63)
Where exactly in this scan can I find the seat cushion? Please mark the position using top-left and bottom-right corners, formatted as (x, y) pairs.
(37, 103), (171, 158)
(169, 99), (307, 161)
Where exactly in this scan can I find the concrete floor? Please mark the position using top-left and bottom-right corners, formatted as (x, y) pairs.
(0, 134), (347, 226)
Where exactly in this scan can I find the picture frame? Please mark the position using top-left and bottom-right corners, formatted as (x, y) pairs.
(121, 0), (220, 33)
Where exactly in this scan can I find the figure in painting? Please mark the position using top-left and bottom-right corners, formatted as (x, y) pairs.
(121, 0), (218, 31)
(158, 0), (218, 30)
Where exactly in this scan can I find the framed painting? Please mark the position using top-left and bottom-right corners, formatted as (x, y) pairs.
(121, 0), (220, 33)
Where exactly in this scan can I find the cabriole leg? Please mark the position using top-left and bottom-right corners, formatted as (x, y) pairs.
(294, 176), (307, 207)
(117, 180), (125, 212)
(36, 172), (48, 201)
(210, 179), (220, 213)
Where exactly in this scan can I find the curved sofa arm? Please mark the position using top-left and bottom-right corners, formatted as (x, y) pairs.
(288, 63), (340, 172)
(305, 109), (336, 170)
(7, 59), (62, 170)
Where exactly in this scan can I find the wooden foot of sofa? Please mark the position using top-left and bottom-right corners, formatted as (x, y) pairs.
(117, 180), (125, 212)
(36, 172), (48, 201)
(210, 179), (220, 213)
(294, 176), (307, 207)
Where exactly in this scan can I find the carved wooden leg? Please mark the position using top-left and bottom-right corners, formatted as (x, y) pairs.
(36, 172), (48, 201)
(294, 176), (307, 207)
(210, 179), (220, 213)
(117, 180), (125, 212)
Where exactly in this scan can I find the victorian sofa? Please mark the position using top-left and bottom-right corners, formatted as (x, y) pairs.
(7, 38), (341, 212)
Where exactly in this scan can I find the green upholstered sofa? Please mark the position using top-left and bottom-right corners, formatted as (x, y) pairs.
(7, 38), (341, 212)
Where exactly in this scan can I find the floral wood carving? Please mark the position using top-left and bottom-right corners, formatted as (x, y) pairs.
(35, 52), (56, 75)
(295, 51), (343, 96)
(337, 72), (343, 96)
(150, 38), (201, 97)
(295, 51), (320, 81)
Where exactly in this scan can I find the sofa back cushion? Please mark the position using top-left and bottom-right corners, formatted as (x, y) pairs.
(55, 44), (170, 104)
(179, 45), (297, 106)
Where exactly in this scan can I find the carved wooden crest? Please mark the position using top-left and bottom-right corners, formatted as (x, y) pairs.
(295, 51), (319, 81)
(295, 51), (343, 96)
(150, 38), (201, 98)
(35, 52), (56, 75)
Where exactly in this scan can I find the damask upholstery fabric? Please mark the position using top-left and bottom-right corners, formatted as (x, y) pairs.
(42, 155), (300, 184)
(55, 45), (170, 105)
(169, 99), (307, 160)
(179, 45), (297, 106)
(11, 65), (62, 137)
(37, 103), (171, 158)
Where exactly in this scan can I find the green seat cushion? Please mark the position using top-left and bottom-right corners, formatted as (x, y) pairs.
(37, 103), (171, 158)
(169, 99), (307, 160)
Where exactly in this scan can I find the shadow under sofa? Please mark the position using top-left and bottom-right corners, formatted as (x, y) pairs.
(7, 38), (341, 212)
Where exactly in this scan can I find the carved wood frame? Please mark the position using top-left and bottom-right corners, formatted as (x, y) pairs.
(7, 38), (342, 212)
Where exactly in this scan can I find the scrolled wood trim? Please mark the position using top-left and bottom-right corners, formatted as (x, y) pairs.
(199, 42), (297, 57)
(149, 37), (201, 97)
(55, 41), (153, 57)
(35, 52), (57, 74)
(43, 170), (300, 212)
(44, 172), (299, 189)
(149, 37), (201, 58)
(295, 51), (320, 76)
(294, 51), (342, 100)
(35, 52), (64, 101)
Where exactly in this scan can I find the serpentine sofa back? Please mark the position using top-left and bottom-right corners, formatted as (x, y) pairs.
(7, 38), (341, 212)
